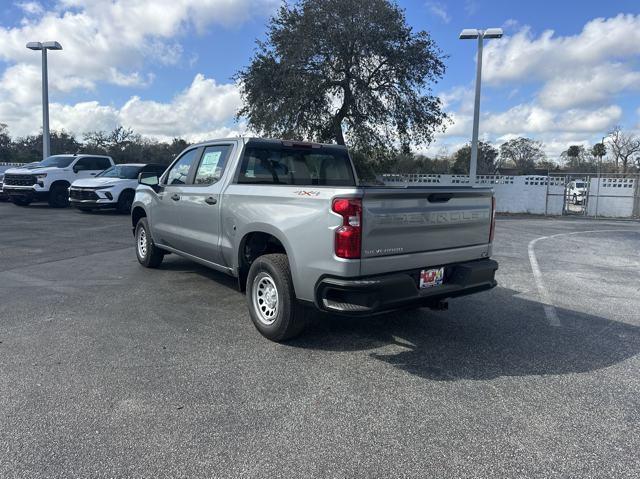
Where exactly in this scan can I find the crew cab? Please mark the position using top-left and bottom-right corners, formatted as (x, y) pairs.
(69, 163), (166, 213)
(3, 154), (114, 207)
(131, 138), (498, 341)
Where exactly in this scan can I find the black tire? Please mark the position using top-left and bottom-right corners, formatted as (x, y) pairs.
(135, 217), (164, 268)
(11, 197), (31, 206)
(246, 253), (307, 341)
(117, 190), (134, 214)
(48, 183), (70, 208)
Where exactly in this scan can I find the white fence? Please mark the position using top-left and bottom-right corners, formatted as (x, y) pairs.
(379, 174), (639, 218)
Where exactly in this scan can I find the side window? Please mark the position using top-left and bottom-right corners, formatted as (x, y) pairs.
(238, 148), (290, 184)
(237, 145), (355, 186)
(193, 145), (231, 185)
(74, 157), (92, 170)
(94, 157), (112, 170)
(165, 149), (199, 185)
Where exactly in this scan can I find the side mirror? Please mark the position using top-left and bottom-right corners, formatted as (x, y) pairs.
(73, 164), (87, 173)
(139, 171), (159, 187)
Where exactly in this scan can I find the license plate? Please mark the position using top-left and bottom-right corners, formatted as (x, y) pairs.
(420, 267), (444, 289)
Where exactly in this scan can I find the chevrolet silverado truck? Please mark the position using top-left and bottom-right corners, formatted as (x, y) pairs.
(3, 154), (114, 207)
(132, 138), (498, 341)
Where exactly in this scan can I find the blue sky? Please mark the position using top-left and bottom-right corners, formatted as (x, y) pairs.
(1, 0), (639, 160)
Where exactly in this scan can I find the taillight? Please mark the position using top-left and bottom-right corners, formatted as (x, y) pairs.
(332, 197), (362, 259)
(489, 196), (496, 242)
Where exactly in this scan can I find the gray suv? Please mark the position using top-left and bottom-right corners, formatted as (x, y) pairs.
(131, 138), (498, 341)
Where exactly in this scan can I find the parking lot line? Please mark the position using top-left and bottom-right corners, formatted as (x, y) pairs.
(527, 229), (638, 327)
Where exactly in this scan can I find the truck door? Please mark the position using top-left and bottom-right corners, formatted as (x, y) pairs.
(72, 157), (102, 179)
(152, 147), (201, 249)
(175, 144), (233, 266)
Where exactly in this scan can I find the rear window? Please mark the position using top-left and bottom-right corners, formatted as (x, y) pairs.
(237, 144), (355, 186)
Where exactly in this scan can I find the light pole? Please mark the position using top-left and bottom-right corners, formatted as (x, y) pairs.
(459, 28), (503, 184)
(26, 41), (62, 160)
(594, 135), (607, 218)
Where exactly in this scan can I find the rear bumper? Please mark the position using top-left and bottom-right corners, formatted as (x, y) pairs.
(315, 258), (498, 315)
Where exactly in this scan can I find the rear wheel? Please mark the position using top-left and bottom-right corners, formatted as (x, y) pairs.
(135, 217), (164, 268)
(117, 190), (134, 214)
(246, 253), (307, 341)
(11, 197), (31, 206)
(48, 183), (69, 208)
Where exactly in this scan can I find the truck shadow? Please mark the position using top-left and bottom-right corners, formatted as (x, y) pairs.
(289, 287), (640, 381)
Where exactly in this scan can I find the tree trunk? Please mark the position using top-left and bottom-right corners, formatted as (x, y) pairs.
(334, 121), (345, 145)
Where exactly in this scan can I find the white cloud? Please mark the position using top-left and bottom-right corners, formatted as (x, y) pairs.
(484, 15), (640, 84)
(429, 14), (640, 159)
(482, 14), (640, 109)
(1, 73), (243, 142)
(16, 1), (44, 15)
(0, 0), (274, 141)
(464, 0), (478, 16)
(119, 74), (242, 139)
(425, 2), (451, 24)
(0, 0), (276, 103)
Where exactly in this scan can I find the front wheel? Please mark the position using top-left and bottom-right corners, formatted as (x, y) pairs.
(48, 183), (69, 208)
(135, 217), (164, 268)
(246, 253), (307, 342)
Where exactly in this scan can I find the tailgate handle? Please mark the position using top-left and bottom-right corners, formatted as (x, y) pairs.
(428, 193), (453, 203)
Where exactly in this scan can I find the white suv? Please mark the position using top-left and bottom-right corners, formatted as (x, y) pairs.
(69, 163), (166, 213)
(3, 154), (114, 207)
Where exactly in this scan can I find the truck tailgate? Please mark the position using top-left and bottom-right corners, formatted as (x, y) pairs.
(360, 187), (493, 273)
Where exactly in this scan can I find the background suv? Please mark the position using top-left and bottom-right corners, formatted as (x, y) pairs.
(3, 154), (114, 207)
(70, 163), (166, 213)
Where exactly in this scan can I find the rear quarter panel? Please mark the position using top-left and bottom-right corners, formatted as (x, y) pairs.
(221, 184), (361, 301)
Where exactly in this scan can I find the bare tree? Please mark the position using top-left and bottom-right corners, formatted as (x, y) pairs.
(607, 126), (640, 173)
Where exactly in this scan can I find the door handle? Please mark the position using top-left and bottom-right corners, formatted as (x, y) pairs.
(204, 196), (218, 205)
(171, 193), (180, 201)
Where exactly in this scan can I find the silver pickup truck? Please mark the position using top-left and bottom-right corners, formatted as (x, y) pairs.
(131, 138), (498, 341)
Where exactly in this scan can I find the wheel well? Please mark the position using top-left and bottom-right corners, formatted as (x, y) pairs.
(119, 188), (136, 200)
(131, 206), (146, 229)
(50, 180), (70, 190)
(238, 232), (287, 291)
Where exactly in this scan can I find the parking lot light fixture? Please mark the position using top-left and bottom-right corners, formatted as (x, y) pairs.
(459, 28), (503, 184)
(26, 41), (63, 160)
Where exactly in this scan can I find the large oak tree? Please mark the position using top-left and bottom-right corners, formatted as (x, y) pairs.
(235, 0), (448, 158)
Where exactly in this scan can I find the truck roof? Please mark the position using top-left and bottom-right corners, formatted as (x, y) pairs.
(189, 137), (348, 151)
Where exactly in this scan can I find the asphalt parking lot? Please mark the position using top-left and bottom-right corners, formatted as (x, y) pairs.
(0, 202), (639, 478)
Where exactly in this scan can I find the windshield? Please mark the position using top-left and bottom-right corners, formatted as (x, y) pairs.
(97, 165), (142, 179)
(575, 182), (586, 188)
(39, 156), (75, 168)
